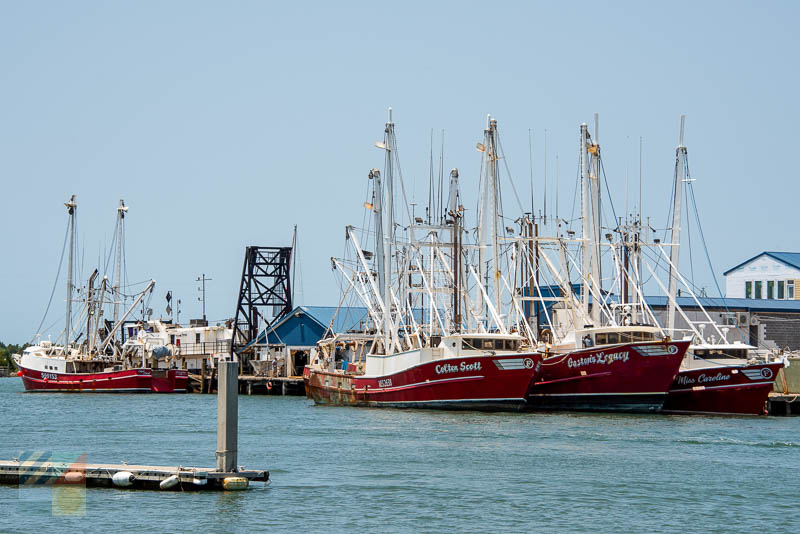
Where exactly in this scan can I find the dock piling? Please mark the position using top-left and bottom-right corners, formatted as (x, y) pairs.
(216, 360), (238, 473)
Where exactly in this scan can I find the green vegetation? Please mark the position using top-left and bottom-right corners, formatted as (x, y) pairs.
(0, 342), (26, 369)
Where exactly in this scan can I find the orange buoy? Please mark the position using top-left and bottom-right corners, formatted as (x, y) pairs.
(267, 381), (273, 391)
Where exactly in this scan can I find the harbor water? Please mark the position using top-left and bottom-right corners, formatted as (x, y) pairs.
(1, 378), (798, 533)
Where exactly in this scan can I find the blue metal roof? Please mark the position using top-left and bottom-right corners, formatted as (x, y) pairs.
(255, 305), (432, 347)
(723, 251), (800, 276)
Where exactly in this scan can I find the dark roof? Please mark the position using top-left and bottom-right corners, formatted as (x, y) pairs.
(723, 252), (800, 276)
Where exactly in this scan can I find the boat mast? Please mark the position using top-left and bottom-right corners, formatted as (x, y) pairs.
(579, 124), (591, 323)
(590, 114), (602, 324)
(383, 108), (394, 353)
(488, 118), (501, 316)
(86, 269), (98, 353)
(448, 168), (462, 332)
(113, 200), (127, 329)
(477, 118), (489, 324)
(65, 195), (77, 346)
(667, 115), (687, 337)
(371, 167), (385, 326)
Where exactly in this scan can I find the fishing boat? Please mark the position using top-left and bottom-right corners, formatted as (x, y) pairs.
(304, 113), (541, 410)
(512, 119), (687, 412)
(305, 332), (541, 410)
(15, 196), (159, 393)
(16, 341), (153, 392)
(650, 116), (784, 414)
(528, 327), (689, 412)
(663, 343), (784, 415)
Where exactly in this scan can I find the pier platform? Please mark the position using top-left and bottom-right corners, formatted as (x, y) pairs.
(189, 373), (305, 395)
(767, 392), (800, 416)
(0, 459), (268, 491)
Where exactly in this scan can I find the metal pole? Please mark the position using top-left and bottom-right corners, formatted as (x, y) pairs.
(580, 124), (591, 323)
(113, 200), (127, 328)
(216, 360), (239, 473)
(65, 195), (76, 346)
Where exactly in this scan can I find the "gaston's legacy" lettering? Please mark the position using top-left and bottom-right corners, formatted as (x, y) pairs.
(567, 351), (630, 369)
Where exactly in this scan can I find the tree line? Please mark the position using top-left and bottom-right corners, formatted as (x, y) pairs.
(0, 342), (26, 369)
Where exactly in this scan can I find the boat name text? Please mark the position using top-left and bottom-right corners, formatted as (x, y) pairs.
(567, 351), (629, 369)
(676, 372), (731, 386)
(435, 361), (482, 375)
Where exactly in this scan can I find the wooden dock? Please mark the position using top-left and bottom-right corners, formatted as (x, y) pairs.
(767, 392), (800, 416)
(0, 459), (267, 491)
(189, 372), (305, 396)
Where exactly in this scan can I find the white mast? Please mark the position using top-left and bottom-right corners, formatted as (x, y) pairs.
(64, 195), (77, 346)
(448, 168), (462, 332)
(113, 199), (128, 329)
(488, 118), (501, 314)
(371, 167), (384, 313)
(383, 108), (395, 353)
(477, 117), (490, 323)
(667, 115), (687, 337)
(590, 114), (602, 324)
(579, 124), (591, 323)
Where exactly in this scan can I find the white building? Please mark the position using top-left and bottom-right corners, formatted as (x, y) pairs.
(724, 252), (800, 300)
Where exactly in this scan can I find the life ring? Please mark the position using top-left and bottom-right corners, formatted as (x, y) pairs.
(266, 381), (273, 391)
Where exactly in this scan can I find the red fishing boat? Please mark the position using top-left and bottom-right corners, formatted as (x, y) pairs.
(15, 344), (152, 392)
(305, 333), (541, 411)
(527, 327), (688, 413)
(662, 343), (784, 415)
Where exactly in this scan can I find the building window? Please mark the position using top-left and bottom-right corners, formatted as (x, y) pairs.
(778, 281), (785, 300)
(754, 281), (762, 299)
(195, 333), (201, 344)
(789, 280), (795, 299)
(767, 281), (775, 299)
(745, 281), (752, 299)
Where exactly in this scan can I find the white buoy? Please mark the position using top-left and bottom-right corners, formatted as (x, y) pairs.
(222, 476), (248, 491)
(192, 478), (207, 486)
(111, 471), (135, 487)
(63, 471), (85, 483)
(159, 474), (179, 490)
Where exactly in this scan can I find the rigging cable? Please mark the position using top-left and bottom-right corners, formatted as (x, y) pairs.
(31, 221), (70, 343)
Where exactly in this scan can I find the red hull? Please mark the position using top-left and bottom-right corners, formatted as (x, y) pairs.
(526, 341), (689, 413)
(663, 362), (784, 415)
(304, 353), (541, 411)
(19, 367), (152, 392)
(151, 369), (189, 393)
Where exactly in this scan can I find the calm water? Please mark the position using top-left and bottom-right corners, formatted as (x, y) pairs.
(1, 378), (798, 533)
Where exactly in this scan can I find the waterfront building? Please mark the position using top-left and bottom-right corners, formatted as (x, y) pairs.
(724, 252), (800, 301)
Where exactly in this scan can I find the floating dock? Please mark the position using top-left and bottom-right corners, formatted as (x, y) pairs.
(1, 361), (269, 492)
(0, 460), (267, 491)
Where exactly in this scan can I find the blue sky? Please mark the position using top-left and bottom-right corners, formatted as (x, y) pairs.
(1, 1), (797, 343)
